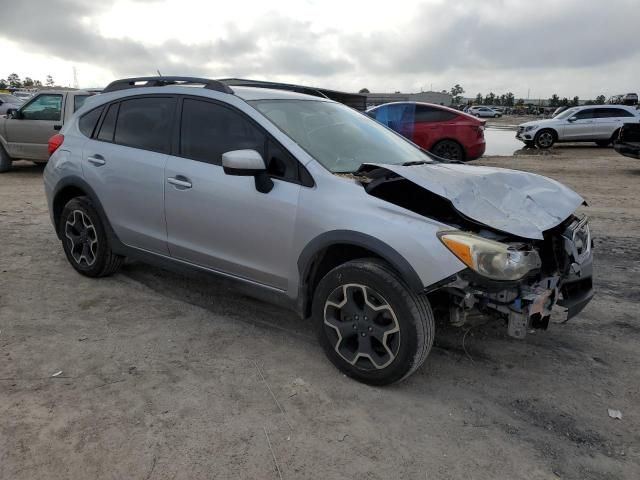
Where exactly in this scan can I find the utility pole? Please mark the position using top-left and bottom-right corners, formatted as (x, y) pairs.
(72, 66), (79, 89)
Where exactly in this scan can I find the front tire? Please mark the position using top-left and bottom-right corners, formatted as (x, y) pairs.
(313, 259), (434, 385)
(534, 129), (556, 149)
(0, 144), (12, 173)
(59, 196), (124, 277)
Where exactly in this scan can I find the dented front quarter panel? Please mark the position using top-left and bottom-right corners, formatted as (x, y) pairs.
(290, 162), (468, 297)
(371, 163), (585, 240)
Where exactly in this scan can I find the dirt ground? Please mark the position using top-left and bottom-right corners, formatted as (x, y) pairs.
(1, 145), (639, 480)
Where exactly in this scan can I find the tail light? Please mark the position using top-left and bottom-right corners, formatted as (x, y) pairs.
(48, 134), (64, 157)
(474, 125), (485, 138)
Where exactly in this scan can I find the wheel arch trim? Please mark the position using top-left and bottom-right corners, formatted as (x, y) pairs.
(51, 175), (123, 250)
(296, 230), (424, 316)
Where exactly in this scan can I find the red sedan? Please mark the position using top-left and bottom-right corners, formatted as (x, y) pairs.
(366, 102), (486, 161)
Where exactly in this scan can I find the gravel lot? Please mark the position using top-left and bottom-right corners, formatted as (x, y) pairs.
(1, 143), (639, 480)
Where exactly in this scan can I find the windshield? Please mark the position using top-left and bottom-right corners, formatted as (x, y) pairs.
(555, 107), (579, 119)
(250, 99), (432, 173)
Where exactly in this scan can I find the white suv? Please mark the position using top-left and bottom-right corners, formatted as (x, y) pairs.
(517, 105), (640, 149)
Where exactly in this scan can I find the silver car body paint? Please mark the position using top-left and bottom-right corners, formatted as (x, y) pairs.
(44, 83), (587, 309)
(374, 163), (584, 239)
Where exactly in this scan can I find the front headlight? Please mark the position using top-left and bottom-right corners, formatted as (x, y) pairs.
(438, 231), (541, 281)
(524, 125), (538, 131)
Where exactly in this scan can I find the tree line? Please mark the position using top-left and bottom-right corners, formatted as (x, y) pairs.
(451, 85), (608, 107)
(0, 73), (56, 89)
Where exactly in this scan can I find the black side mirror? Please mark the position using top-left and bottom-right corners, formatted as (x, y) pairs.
(221, 149), (274, 194)
(6, 108), (21, 119)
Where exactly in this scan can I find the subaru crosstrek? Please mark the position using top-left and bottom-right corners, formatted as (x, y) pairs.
(44, 77), (594, 385)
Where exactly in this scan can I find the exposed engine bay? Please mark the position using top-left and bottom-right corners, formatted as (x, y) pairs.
(339, 163), (595, 338)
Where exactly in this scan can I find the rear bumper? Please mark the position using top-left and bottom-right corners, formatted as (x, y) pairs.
(466, 140), (486, 160)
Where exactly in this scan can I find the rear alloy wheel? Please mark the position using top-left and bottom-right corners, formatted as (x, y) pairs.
(534, 129), (555, 149)
(59, 196), (124, 277)
(431, 140), (465, 161)
(313, 259), (434, 385)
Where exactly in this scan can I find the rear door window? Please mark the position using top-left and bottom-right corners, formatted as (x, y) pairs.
(596, 108), (634, 118)
(180, 98), (265, 165)
(415, 105), (458, 122)
(114, 97), (175, 153)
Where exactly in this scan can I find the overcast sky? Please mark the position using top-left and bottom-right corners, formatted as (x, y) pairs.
(1, 0), (638, 99)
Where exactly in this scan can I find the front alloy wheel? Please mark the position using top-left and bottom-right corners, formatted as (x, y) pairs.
(324, 283), (400, 370)
(535, 130), (555, 149)
(313, 258), (434, 385)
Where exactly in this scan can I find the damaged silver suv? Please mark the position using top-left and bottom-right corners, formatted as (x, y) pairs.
(44, 77), (594, 385)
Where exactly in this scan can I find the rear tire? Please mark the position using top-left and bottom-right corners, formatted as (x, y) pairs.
(0, 145), (12, 173)
(313, 258), (434, 385)
(59, 196), (124, 277)
(534, 129), (556, 149)
(431, 140), (465, 161)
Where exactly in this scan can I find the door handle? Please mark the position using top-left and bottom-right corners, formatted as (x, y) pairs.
(167, 176), (192, 189)
(87, 155), (105, 166)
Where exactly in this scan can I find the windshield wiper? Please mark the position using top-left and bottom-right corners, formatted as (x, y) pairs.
(401, 160), (432, 166)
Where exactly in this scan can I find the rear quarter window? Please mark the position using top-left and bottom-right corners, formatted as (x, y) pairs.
(79, 106), (104, 138)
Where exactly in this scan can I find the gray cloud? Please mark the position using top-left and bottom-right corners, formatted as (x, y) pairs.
(1, 0), (639, 96)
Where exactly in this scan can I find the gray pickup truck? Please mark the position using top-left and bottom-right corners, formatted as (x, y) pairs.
(0, 89), (91, 172)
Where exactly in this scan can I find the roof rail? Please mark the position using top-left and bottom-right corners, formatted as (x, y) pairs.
(219, 79), (328, 99)
(103, 76), (234, 94)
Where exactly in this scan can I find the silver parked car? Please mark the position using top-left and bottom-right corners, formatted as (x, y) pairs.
(0, 89), (92, 171)
(517, 105), (640, 148)
(44, 77), (594, 385)
(0, 93), (24, 115)
(468, 106), (502, 118)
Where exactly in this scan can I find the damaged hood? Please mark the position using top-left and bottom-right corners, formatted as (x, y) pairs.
(373, 163), (584, 239)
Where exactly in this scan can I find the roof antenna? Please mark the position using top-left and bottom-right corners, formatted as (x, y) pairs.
(157, 70), (162, 77)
